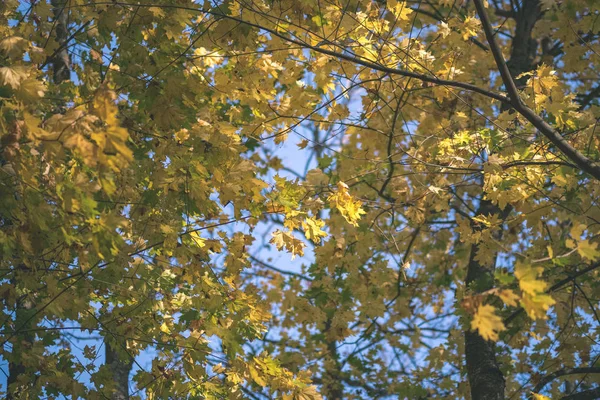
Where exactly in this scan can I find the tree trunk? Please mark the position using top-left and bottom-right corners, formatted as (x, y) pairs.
(50, 0), (71, 83)
(321, 318), (343, 400)
(464, 2), (541, 399)
(105, 340), (134, 400)
(465, 200), (507, 400)
(7, 291), (35, 399)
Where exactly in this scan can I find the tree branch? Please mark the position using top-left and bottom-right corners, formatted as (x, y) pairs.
(532, 367), (600, 394)
(576, 84), (600, 110)
(561, 386), (600, 400)
(473, 0), (600, 181)
(473, 0), (521, 102)
(504, 260), (600, 326)
(92, 2), (510, 103)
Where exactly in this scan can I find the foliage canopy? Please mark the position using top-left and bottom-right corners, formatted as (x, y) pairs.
(1, 0), (600, 399)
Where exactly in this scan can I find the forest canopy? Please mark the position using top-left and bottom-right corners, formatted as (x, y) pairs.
(1, 0), (599, 399)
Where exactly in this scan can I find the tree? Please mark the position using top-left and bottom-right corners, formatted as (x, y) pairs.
(1, 0), (599, 399)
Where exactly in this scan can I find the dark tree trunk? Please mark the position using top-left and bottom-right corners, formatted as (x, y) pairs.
(322, 318), (344, 400)
(465, 201), (507, 400)
(105, 340), (134, 400)
(464, 2), (541, 399)
(7, 293), (34, 400)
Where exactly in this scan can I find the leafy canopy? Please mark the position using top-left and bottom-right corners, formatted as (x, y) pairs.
(1, 0), (600, 399)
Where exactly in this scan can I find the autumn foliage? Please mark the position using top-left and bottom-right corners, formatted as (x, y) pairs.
(1, 0), (599, 399)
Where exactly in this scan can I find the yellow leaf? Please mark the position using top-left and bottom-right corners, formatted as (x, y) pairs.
(270, 230), (305, 259)
(515, 262), (548, 296)
(471, 304), (505, 341)
(16, 78), (46, 101)
(148, 6), (166, 17)
(388, 0), (413, 21)
(570, 222), (586, 240)
(160, 322), (171, 334)
(296, 385), (323, 400)
(472, 215), (492, 227)
(226, 371), (244, 385)
(546, 245), (554, 259)
(175, 128), (190, 144)
(0, 36), (29, 59)
(462, 16), (481, 40)
(514, 262), (555, 319)
(190, 231), (206, 248)
(92, 88), (119, 125)
(498, 289), (519, 307)
(531, 392), (551, 400)
(302, 217), (328, 243)
(249, 365), (267, 387)
(521, 293), (555, 320)
(0, 66), (27, 89)
(328, 181), (366, 227)
(577, 240), (600, 261)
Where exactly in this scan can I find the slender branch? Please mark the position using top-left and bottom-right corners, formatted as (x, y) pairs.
(500, 160), (578, 170)
(39, 20), (92, 70)
(532, 367), (600, 394)
(514, 104), (600, 180)
(504, 261), (600, 326)
(248, 255), (312, 281)
(561, 387), (600, 400)
(576, 84), (600, 110)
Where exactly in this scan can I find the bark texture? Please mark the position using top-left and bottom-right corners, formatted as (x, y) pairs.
(322, 318), (344, 400)
(464, 2), (541, 399)
(105, 340), (134, 400)
(50, 0), (71, 83)
(7, 287), (34, 400)
(464, 200), (507, 400)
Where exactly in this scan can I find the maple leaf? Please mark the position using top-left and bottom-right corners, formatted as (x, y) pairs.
(0, 66), (27, 89)
(296, 385), (323, 400)
(497, 289), (519, 307)
(514, 262), (555, 319)
(471, 304), (505, 342)
(0, 36), (29, 59)
(521, 293), (555, 320)
(328, 181), (366, 227)
(270, 230), (305, 259)
(16, 78), (46, 101)
(297, 139), (310, 149)
(462, 16), (481, 40)
(514, 262), (548, 295)
(302, 217), (328, 243)
(577, 240), (600, 261)
(160, 322), (171, 334)
(387, 0), (413, 21)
